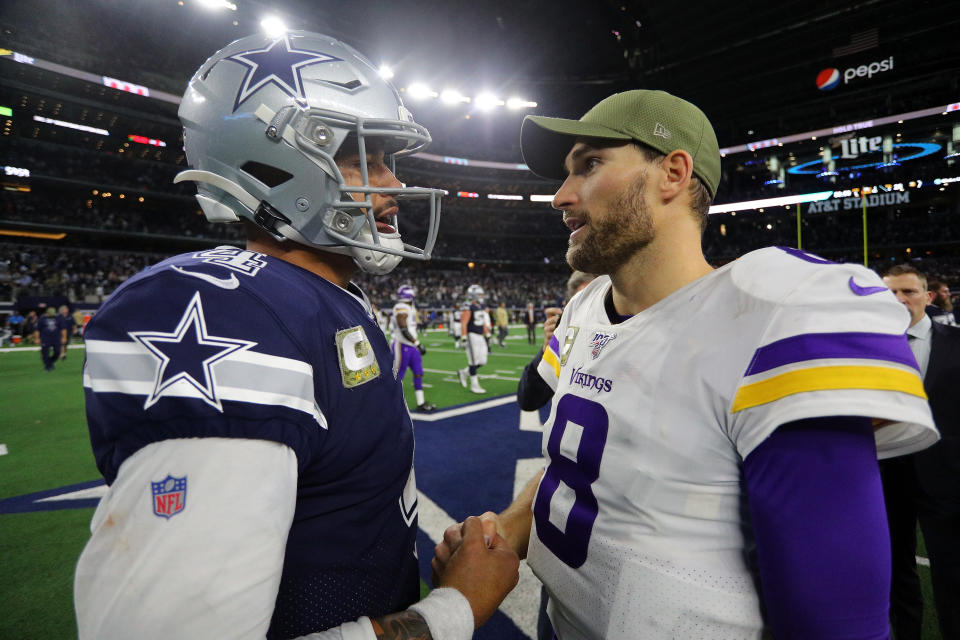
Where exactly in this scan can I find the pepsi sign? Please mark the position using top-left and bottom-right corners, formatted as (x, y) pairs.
(816, 56), (894, 90)
(816, 68), (841, 90)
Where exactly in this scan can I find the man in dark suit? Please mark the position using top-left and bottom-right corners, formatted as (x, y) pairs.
(523, 302), (538, 344)
(882, 264), (960, 640)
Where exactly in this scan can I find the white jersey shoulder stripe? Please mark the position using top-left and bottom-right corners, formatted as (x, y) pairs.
(83, 339), (326, 428)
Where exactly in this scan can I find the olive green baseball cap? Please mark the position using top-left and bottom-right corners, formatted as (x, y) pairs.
(520, 90), (721, 198)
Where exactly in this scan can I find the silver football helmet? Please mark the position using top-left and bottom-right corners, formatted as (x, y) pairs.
(466, 284), (485, 303)
(175, 31), (443, 275)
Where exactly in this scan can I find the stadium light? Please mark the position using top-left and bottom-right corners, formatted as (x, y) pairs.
(260, 16), (287, 38)
(196, 0), (237, 10)
(708, 191), (834, 214)
(530, 194), (554, 202)
(407, 83), (438, 100)
(378, 65), (394, 80)
(440, 89), (470, 105)
(475, 93), (504, 111)
(507, 97), (537, 110)
(33, 115), (109, 136)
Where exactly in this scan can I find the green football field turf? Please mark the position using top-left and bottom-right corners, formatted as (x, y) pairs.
(0, 326), (943, 638)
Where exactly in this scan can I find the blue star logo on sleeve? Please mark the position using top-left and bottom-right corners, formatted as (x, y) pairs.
(129, 292), (256, 412)
(225, 35), (341, 110)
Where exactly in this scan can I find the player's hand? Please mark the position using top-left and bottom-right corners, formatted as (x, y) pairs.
(432, 516), (519, 628)
(542, 307), (562, 348)
(417, 343), (427, 356)
(432, 515), (500, 583)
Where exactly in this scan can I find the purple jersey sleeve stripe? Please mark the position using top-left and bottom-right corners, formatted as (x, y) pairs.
(548, 334), (560, 355)
(745, 331), (918, 376)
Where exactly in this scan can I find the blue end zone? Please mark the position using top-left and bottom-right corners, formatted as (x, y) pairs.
(413, 399), (544, 640)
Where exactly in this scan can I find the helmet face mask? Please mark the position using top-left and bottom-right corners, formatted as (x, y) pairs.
(176, 32), (443, 275)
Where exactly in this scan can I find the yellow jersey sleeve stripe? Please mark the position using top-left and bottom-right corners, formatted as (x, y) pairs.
(731, 365), (927, 413)
(542, 347), (561, 379)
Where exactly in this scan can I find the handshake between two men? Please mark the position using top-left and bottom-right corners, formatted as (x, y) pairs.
(430, 470), (545, 629)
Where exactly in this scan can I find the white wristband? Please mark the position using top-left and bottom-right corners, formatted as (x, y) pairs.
(299, 616), (376, 640)
(408, 587), (475, 640)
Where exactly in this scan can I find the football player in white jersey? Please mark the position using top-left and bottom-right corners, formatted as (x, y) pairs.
(75, 31), (518, 640)
(390, 284), (436, 411)
(458, 284), (490, 394)
(451, 305), (464, 348)
(434, 90), (938, 639)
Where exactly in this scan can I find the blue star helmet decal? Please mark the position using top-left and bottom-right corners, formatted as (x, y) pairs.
(130, 292), (256, 412)
(225, 35), (341, 111)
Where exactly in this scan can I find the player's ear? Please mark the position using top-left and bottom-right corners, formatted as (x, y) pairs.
(658, 149), (694, 203)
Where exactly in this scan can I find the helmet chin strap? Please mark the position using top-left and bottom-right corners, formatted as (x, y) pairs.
(324, 230), (404, 275)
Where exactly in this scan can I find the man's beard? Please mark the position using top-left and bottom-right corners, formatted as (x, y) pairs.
(566, 174), (654, 275)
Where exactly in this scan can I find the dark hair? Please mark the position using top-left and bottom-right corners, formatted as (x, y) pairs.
(885, 263), (927, 290)
(633, 143), (712, 233)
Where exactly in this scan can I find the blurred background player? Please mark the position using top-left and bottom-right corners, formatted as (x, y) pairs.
(34, 306), (62, 371)
(74, 31), (518, 640)
(452, 303), (464, 349)
(390, 284), (436, 411)
(458, 284), (489, 394)
(518, 271), (595, 417)
(523, 302), (537, 344)
(926, 279), (956, 326)
(57, 304), (76, 360)
(494, 301), (509, 348)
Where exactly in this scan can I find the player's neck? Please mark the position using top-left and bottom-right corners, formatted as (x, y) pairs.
(246, 234), (357, 289)
(608, 228), (713, 316)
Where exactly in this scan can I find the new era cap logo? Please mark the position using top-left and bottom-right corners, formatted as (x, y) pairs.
(653, 123), (671, 139)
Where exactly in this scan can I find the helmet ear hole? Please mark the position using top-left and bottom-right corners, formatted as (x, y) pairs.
(240, 161), (294, 188)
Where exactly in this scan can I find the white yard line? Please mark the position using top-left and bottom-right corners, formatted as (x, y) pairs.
(429, 348), (535, 360)
(422, 367), (520, 382)
(0, 344), (86, 353)
(411, 395), (518, 421)
(0, 444), (7, 456)
(37, 484), (109, 502)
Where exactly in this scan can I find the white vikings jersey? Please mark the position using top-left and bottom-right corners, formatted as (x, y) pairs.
(532, 246), (936, 639)
(390, 301), (419, 346)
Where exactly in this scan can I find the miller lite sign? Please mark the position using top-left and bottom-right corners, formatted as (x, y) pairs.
(151, 475), (187, 519)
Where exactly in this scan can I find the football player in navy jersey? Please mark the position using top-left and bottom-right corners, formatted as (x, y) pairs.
(74, 31), (518, 640)
(457, 284), (490, 394)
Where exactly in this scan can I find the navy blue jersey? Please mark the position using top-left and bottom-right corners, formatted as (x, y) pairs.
(57, 313), (77, 336)
(465, 302), (487, 335)
(37, 315), (61, 343)
(82, 247), (419, 638)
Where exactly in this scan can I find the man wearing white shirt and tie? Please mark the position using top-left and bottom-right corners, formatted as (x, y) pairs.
(881, 263), (960, 640)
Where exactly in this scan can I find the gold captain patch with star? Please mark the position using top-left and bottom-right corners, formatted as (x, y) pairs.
(336, 326), (381, 388)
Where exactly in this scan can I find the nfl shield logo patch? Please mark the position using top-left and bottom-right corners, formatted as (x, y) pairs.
(151, 475), (187, 519)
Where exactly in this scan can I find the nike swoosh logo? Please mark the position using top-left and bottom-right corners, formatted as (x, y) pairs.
(848, 276), (888, 296)
(170, 266), (240, 290)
